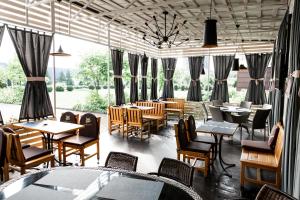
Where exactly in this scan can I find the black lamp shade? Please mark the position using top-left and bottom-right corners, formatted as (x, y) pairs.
(232, 58), (239, 71)
(202, 19), (218, 48)
(239, 64), (247, 70)
(201, 68), (205, 75)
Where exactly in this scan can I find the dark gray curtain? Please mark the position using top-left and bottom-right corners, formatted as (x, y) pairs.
(128, 53), (139, 103)
(282, 1), (300, 198)
(162, 58), (177, 98)
(245, 53), (271, 105)
(0, 111), (3, 125)
(111, 49), (125, 105)
(8, 27), (54, 120)
(187, 56), (204, 101)
(0, 26), (4, 46)
(151, 58), (158, 100)
(140, 54), (148, 100)
(210, 55), (234, 102)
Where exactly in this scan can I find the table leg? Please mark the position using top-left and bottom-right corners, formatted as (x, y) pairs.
(218, 134), (236, 177)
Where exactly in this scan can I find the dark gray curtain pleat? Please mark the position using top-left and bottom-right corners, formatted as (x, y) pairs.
(282, 1), (300, 198)
(210, 55), (234, 102)
(7, 27), (54, 120)
(111, 49), (125, 105)
(140, 54), (148, 100)
(150, 58), (158, 99)
(162, 58), (177, 98)
(0, 26), (4, 47)
(128, 53), (139, 103)
(187, 56), (204, 101)
(245, 53), (271, 105)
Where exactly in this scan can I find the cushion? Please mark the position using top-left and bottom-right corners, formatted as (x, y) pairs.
(21, 143), (30, 149)
(241, 140), (273, 153)
(63, 135), (96, 146)
(23, 146), (52, 162)
(183, 141), (212, 153)
(268, 126), (280, 149)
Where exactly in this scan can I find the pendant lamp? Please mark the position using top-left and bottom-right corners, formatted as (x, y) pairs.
(202, 0), (217, 48)
(232, 58), (239, 71)
(201, 68), (205, 75)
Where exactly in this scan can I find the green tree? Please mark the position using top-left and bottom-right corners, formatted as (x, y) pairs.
(58, 71), (66, 83)
(65, 70), (74, 85)
(78, 53), (108, 90)
(46, 71), (52, 85)
(6, 57), (26, 86)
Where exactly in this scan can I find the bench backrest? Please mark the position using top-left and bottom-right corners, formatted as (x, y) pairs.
(274, 125), (284, 165)
(108, 106), (125, 124)
(166, 98), (185, 110)
(136, 101), (165, 116)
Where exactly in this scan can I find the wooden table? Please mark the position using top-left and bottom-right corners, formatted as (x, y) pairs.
(0, 167), (201, 200)
(121, 105), (155, 111)
(196, 121), (238, 177)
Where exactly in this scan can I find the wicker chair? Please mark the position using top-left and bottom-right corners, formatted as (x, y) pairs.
(240, 101), (252, 109)
(212, 100), (223, 107)
(255, 185), (297, 200)
(201, 103), (212, 123)
(105, 151), (138, 171)
(209, 106), (224, 122)
(149, 158), (194, 187)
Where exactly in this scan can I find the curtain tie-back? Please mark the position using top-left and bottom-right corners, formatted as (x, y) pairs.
(216, 79), (227, 85)
(152, 78), (157, 82)
(191, 79), (199, 86)
(285, 70), (300, 97)
(114, 75), (122, 79)
(164, 78), (173, 85)
(130, 75), (138, 83)
(141, 76), (147, 79)
(27, 77), (45, 82)
(250, 78), (264, 86)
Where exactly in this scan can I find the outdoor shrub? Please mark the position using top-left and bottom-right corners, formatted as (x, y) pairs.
(0, 87), (24, 104)
(110, 85), (114, 89)
(181, 85), (185, 91)
(47, 86), (53, 92)
(67, 85), (74, 91)
(96, 85), (101, 90)
(89, 85), (95, 90)
(103, 85), (108, 89)
(56, 85), (64, 92)
(0, 82), (7, 88)
(72, 91), (107, 113)
(174, 85), (179, 91)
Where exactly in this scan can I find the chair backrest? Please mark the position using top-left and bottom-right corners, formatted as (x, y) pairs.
(209, 106), (224, 122)
(240, 101), (252, 109)
(166, 98), (185, 110)
(186, 116), (197, 140)
(174, 119), (189, 150)
(0, 111), (3, 125)
(10, 133), (26, 163)
(255, 184), (296, 200)
(79, 113), (100, 139)
(212, 100), (223, 107)
(201, 103), (209, 120)
(274, 124), (284, 165)
(0, 129), (7, 168)
(108, 106), (125, 123)
(105, 151), (138, 171)
(60, 112), (79, 135)
(136, 101), (165, 116)
(126, 108), (143, 126)
(252, 109), (271, 129)
(157, 157), (194, 187)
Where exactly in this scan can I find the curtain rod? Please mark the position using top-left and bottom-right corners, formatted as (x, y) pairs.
(5, 24), (53, 36)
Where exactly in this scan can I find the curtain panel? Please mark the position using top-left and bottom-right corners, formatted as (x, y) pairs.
(0, 111), (3, 125)
(245, 53), (272, 105)
(8, 27), (54, 120)
(282, 0), (300, 198)
(150, 58), (158, 100)
(111, 49), (125, 105)
(187, 56), (204, 101)
(0, 26), (4, 46)
(140, 54), (148, 100)
(161, 58), (177, 99)
(210, 55), (234, 102)
(128, 53), (139, 103)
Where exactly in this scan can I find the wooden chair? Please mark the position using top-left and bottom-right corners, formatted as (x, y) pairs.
(63, 113), (101, 166)
(174, 119), (212, 177)
(149, 157), (194, 187)
(201, 103), (212, 123)
(165, 98), (185, 120)
(0, 129), (11, 182)
(105, 151), (138, 171)
(9, 131), (54, 175)
(240, 123), (284, 189)
(126, 108), (150, 141)
(108, 106), (126, 137)
(212, 100), (223, 107)
(42, 112), (79, 162)
(255, 184), (297, 200)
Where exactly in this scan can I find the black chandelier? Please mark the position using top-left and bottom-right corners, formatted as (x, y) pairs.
(143, 11), (189, 49)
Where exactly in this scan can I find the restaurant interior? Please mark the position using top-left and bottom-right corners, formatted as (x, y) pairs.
(0, 0), (299, 199)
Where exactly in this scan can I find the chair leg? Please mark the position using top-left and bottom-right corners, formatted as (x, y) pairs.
(3, 166), (9, 182)
(96, 141), (100, 162)
(252, 129), (254, 140)
(177, 152), (180, 160)
(63, 145), (67, 165)
(50, 158), (55, 168)
(264, 128), (266, 141)
(122, 124), (125, 138)
(21, 167), (26, 175)
(58, 142), (62, 162)
(204, 156), (209, 177)
(240, 162), (245, 187)
(80, 148), (85, 166)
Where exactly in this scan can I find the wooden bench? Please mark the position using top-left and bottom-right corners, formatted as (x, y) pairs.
(136, 101), (166, 131)
(240, 124), (284, 189)
(165, 98), (185, 120)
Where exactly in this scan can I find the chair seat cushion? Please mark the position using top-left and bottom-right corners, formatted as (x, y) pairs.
(23, 146), (52, 162)
(21, 143), (30, 149)
(49, 133), (75, 141)
(183, 141), (212, 153)
(63, 136), (96, 146)
(192, 135), (216, 144)
(241, 140), (273, 153)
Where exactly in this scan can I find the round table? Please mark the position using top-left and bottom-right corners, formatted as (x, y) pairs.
(0, 167), (201, 200)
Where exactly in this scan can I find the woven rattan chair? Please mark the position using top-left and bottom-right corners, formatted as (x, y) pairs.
(212, 100), (223, 107)
(105, 151), (138, 171)
(255, 184), (297, 200)
(149, 157), (194, 187)
(209, 106), (224, 122)
(201, 103), (212, 123)
(240, 101), (252, 109)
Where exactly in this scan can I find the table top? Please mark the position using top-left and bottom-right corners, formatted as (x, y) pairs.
(13, 120), (84, 135)
(196, 121), (238, 136)
(159, 101), (178, 104)
(122, 105), (155, 111)
(220, 106), (251, 113)
(0, 167), (201, 200)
